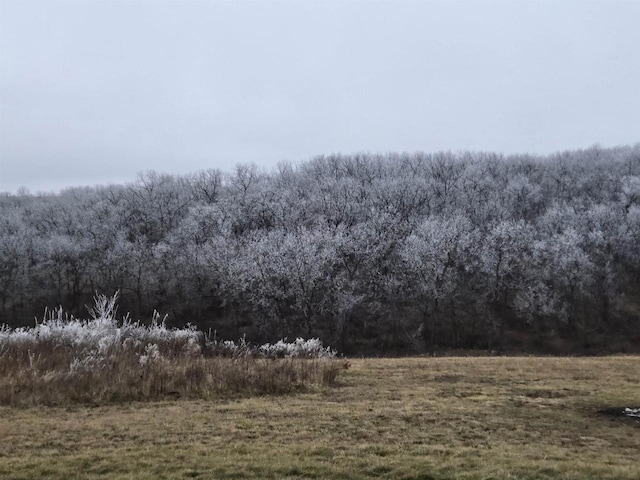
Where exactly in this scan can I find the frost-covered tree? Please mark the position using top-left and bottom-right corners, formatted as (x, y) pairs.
(222, 228), (339, 339)
(476, 220), (536, 349)
(399, 214), (474, 349)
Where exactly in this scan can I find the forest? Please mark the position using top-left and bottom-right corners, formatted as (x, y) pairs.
(1, 144), (639, 354)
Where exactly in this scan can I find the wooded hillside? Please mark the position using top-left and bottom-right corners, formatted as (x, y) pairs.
(2, 144), (639, 353)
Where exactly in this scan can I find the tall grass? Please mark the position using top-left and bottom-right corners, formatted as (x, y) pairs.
(0, 294), (346, 406)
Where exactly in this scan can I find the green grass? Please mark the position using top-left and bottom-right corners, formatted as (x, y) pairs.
(1, 356), (638, 479)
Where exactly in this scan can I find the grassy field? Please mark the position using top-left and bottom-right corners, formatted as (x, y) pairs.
(0, 356), (638, 479)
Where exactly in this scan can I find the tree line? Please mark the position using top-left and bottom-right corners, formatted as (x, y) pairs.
(1, 144), (639, 353)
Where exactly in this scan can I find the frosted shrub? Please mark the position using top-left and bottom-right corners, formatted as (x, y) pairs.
(206, 335), (336, 359)
(69, 351), (106, 376)
(0, 293), (203, 360)
(0, 293), (345, 406)
(205, 335), (253, 358)
(259, 338), (336, 358)
(138, 343), (162, 368)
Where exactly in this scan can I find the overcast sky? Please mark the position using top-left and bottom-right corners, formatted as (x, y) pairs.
(1, 0), (639, 193)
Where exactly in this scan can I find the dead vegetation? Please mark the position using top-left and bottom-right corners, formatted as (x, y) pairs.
(0, 351), (346, 406)
(0, 294), (345, 406)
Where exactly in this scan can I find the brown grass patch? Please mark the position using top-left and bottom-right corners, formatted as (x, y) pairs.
(0, 347), (347, 406)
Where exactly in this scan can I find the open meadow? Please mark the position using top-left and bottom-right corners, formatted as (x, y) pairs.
(1, 356), (638, 480)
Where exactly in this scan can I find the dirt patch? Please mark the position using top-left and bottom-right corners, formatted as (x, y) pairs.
(597, 406), (640, 426)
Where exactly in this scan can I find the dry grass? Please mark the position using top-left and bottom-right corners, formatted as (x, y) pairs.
(0, 356), (638, 479)
(0, 352), (346, 406)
